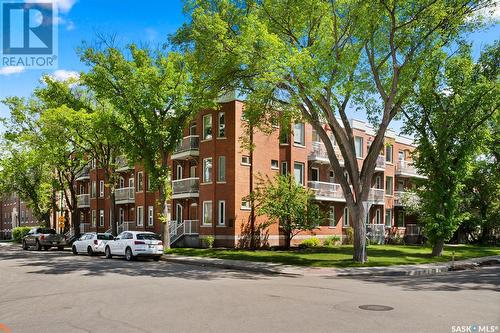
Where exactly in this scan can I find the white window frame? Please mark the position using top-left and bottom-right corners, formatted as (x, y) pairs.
(386, 176), (393, 195)
(375, 175), (382, 189)
(281, 161), (288, 175)
(176, 165), (183, 179)
(203, 114), (212, 140)
(218, 156), (226, 182)
(343, 207), (349, 227)
(271, 160), (279, 170)
(202, 201), (212, 226)
(91, 181), (96, 197)
(148, 206), (154, 226)
(203, 157), (213, 183)
(386, 144), (393, 163)
(385, 209), (392, 227)
(293, 123), (305, 146)
(355, 136), (363, 158)
(375, 208), (381, 225)
(218, 200), (225, 226)
(218, 112), (225, 137)
(119, 177), (125, 188)
(294, 162), (305, 185)
(311, 167), (319, 182)
(136, 206), (144, 226)
(329, 206), (335, 227)
(99, 209), (104, 227)
(241, 155), (251, 166)
(91, 210), (96, 227)
(99, 180), (104, 197)
(241, 199), (251, 210)
(137, 172), (144, 192)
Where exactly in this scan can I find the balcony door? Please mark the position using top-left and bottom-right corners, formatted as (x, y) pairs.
(190, 165), (196, 178)
(176, 203), (183, 223)
(189, 203), (198, 220)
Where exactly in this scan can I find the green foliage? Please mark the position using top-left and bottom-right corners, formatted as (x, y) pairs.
(403, 42), (499, 252)
(253, 174), (322, 247)
(12, 227), (32, 243)
(201, 235), (215, 248)
(345, 227), (354, 245)
(299, 237), (321, 249)
(322, 235), (341, 247)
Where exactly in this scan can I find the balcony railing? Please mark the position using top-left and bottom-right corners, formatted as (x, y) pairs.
(115, 187), (135, 204)
(368, 188), (385, 202)
(307, 181), (345, 201)
(308, 142), (343, 165)
(76, 194), (90, 208)
(395, 160), (426, 178)
(172, 136), (200, 160)
(75, 166), (90, 181)
(394, 190), (420, 206)
(172, 177), (200, 199)
(405, 224), (422, 236)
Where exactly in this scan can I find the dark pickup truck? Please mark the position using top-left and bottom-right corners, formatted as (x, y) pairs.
(22, 227), (66, 251)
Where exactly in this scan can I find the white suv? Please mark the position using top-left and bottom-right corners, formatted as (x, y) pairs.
(104, 231), (163, 261)
(72, 233), (114, 256)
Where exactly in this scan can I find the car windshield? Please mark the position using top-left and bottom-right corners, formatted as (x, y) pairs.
(136, 233), (161, 240)
(39, 228), (56, 234)
(97, 234), (114, 240)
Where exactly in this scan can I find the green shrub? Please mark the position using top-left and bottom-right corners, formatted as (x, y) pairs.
(12, 226), (32, 243)
(201, 235), (215, 248)
(298, 237), (321, 249)
(323, 235), (341, 247)
(345, 227), (354, 245)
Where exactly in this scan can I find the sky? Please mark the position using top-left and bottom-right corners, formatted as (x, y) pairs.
(0, 0), (499, 132)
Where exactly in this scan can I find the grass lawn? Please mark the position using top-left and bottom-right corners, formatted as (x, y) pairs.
(165, 245), (500, 268)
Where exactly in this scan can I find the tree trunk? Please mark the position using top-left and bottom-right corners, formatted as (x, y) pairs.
(432, 238), (445, 256)
(284, 231), (291, 250)
(159, 185), (171, 249)
(351, 205), (367, 263)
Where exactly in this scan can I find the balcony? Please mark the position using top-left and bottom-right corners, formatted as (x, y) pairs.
(375, 155), (385, 171)
(172, 136), (200, 160)
(395, 160), (426, 179)
(75, 166), (90, 181)
(308, 142), (343, 165)
(172, 177), (200, 199)
(116, 156), (134, 172)
(307, 181), (345, 202)
(368, 188), (385, 204)
(115, 187), (135, 204)
(394, 190), (420, 207)
(76, 194), (90, 208)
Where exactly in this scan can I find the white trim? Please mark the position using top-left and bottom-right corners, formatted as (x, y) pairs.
(136, 206), (144, 226)
(202, 201), (213, 226)
(343, 207), (349, 227)
(203, 157), (213, 183)
(311, 167), (320, 182)
(203, 114), (212, 140)
(137, 171), (144, 192)
(99, 180), (104, 197)
(218, 200), (226, 226)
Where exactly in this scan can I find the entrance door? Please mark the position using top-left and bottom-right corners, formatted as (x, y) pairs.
(176, 204), (183, 223)
(189, 203), (198, 220)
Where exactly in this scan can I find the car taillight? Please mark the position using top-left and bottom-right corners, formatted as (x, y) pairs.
(158, 241), (163, 246)
(134, 241), (145, 245)
(40, 235), (45, 240)
(93, 240), (98, 245)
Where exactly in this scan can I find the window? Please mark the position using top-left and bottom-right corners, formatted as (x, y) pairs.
(79, 184), (84, 194)
(148, 206), (154, 226)
(91, 181), (96, 197)
(241, 199), (251, 210)
(294, 162), (305, 185)
(203, 158), (213, 183)
(397, 211), (405, 227)
(385, 209), (392, 227)
(203, 114), (212, 140)
(137, 172), (144, 191)
(281, 162), (288, 175)
(311, 167), (319, 181)
(147, 176), (152, 191)
(375, 209), (381, 224)
(293, 123), (305, 146)
(279, 130), (289, 144)
(136, 206), (144, 226)
(189, 122), (197, 135)
(343, 207), (349, 227)
(80, 211), (85, 223)
(99, 210), (104, 227)
(271, 160), (279, 170)
(218, 201), (225, 226)
(203, 201), (212, 226)
(119, 208), (124, 223)
(344, 170), (350, 184)
(385, 176), (393, 195)
(176, 165), (183, 179)
(91, 210), (96, 227)
(375, 176), (382, 189)
(329, 171), (335, 183)
(398, 150), (405, 161)
(312, 129), (321, 143)
(355, 136), (363, 158)
(218, 112), (225, 137)
(99, 180), (104, 197)
(218, 156), (226, 182)
(176, 204), (183, 223)
(386, 144), (393, 163)
(241, 155), (251, 165)
(329, 206), (335, 227)
(119, 177), (125, 188)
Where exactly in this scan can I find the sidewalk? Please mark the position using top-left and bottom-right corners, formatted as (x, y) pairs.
(162, 254), (500, 277)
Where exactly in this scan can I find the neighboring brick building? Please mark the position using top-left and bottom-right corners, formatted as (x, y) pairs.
(73, 98), (424, 247)
(0, 193), (39, 239)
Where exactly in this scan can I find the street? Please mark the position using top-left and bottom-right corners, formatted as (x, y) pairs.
(0, 244), (498, 333)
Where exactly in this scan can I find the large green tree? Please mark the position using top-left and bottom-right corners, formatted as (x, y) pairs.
(402, 43), (499, 256)
(79, 44), (210, 247)
(175, 0), (488, 261)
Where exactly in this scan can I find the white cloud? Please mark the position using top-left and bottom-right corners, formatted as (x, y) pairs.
(478, 2), (500, 21)
(36, 0), (77, 13)
(50, 69), (79, 81)
(0, 66), (25, 76)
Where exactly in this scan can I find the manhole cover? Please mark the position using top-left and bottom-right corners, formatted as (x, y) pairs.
(358, 304), (394, 311)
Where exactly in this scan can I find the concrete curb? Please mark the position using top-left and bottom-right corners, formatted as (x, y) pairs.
(162, 254), (500, 277)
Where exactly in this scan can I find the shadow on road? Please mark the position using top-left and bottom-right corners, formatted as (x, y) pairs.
(0, 246), (279, 281)
(338, 266), (500, 292)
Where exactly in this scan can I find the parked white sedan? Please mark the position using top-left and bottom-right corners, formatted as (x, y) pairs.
(104, 231), (163, 261)
(72, 233), (114, 256)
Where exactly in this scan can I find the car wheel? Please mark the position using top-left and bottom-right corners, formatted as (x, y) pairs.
(35, 240), (42, 251)
(125, 247), (134, 261)
(22, 240), (28, 250)
(153, 256), (161, 262)
(87, 246), (94, 256)
(105, 246), (112, 259)
(72, 245), (78, 255)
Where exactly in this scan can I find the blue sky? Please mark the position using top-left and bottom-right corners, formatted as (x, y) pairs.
(0, 0), (499, 131)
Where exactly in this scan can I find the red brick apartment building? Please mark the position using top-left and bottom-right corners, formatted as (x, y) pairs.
(0, 193), (39, 239)
(72, 97), (425, 247)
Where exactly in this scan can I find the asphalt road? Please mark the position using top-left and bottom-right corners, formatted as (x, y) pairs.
(0, 244), (498, 333)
